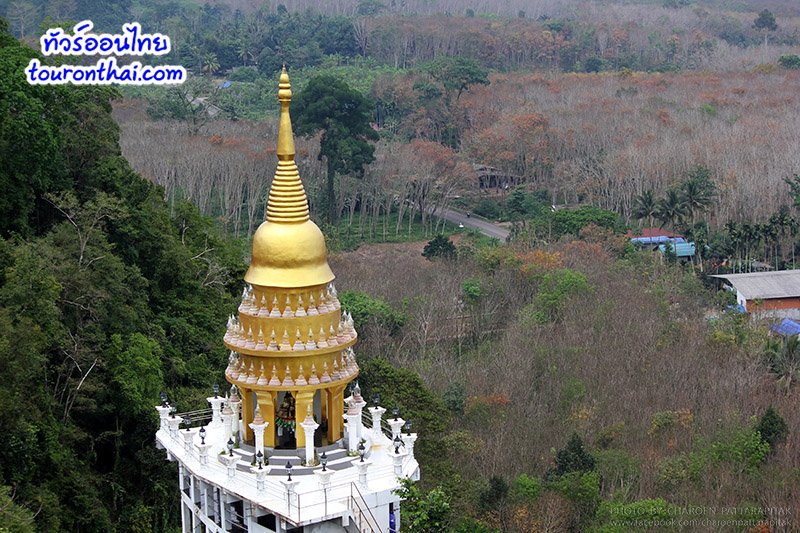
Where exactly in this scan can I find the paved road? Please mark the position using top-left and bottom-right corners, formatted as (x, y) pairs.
(437, 207), (510, 241)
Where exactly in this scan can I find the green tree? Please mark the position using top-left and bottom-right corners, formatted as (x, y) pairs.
(146, 77), (216, 135)
(529, 269), (590, 323)
(551, 206), (620, 236)
(106, 333), (164, 416)
(479, 476), (509, 513)
(753, 9), (778, 47)
(506, 186), (528, 218)
(633, 190), (657, 227)
(201, 52), (220, 76)
(584, 56), (604, 73)
(294, 75), (378, 222)
(655, 189), (688, 229)
(762, 337), (800, 393)
(423, 56), (489, 103)
(422, 234), (456, 261)
(680, 166), (716, 224)
(0, 22), (66, 235)
(778, 54), (800, 69)
(756, 406), (788, 448)
(339, 289), (406, 335)
(393, 478), (452, 533)
(548, 433), (596, 479)
(0, 485), (35, 533)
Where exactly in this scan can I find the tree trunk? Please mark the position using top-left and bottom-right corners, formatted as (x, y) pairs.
(326, 157), (337, 223)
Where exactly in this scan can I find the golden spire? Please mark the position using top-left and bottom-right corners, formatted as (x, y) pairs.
(266, 66), (309, 223)
(244, 67), (334, 288)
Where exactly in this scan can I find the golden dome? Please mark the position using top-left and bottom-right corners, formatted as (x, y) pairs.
(244, 67), (334, 288)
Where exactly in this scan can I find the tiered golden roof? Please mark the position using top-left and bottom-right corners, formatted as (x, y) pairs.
(224, 68), (357, 448)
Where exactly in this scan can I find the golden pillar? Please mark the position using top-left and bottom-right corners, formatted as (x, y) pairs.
(255, 390), (277, 448)
(326, 385), (346, 443)
(241, 387), (253, 442)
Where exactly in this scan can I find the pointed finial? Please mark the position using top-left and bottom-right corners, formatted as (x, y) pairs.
(266, 66), (310, 223)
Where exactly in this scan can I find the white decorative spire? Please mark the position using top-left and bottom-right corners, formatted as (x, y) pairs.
(305, 328), (317, 350)
(282, 295), (294, 318)
(292, 327), (305, 351)
(295, 364), (308, 386)
(269, 296), (281, 318)
(282, 365), (294, 387)
(268, 365), (281, 386)
(295, 295), (307, 317)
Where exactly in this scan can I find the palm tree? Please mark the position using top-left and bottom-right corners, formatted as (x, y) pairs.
(725, 221), (741, 271)
(680, 173), (716, 225)
(237, 44), (254, 66)
(633, 190), (657, 227)
(760, 222), (778, 268)
(655, 190), (688, 229)
(788, 216), (798, 268)
(201, 53), (220, 77)
(684, 221), (709, 272)
(740, 222), (762, 272)
(763, 337), (800, 394)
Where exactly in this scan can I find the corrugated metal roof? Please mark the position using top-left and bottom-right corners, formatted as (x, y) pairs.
(633, 236), (685, 245)
(712, 270), (800, 299)
(658, 242), (695, 257)
(770, 318), (800, 336)
(625, 227), (682, 238)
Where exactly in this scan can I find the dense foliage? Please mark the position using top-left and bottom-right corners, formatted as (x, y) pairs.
(0, 22), (243, 531)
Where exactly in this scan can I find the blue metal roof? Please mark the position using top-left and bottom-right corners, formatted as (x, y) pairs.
(658, 242), (696, 257)
(631, 236), (686, 245)
(770, 318), (800, 337)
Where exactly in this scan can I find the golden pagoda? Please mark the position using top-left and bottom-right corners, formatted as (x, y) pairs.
(223, 67), (358, 449)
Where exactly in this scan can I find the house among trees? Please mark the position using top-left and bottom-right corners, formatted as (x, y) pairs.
(713, 270), (800, 319)
(474, 164), (522, 191)
(626, 227), (685, 248)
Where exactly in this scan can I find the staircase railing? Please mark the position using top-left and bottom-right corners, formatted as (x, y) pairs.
(349, 482), (381, 533)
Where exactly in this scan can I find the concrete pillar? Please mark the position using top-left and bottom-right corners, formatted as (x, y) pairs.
(195, 441), (212, 466)
(402, 433), (418, 460)
(181, 427), (195, 453)
(299, 409), (319, 465)
(392, 449), (406, 476)
(353, 459), (371, 491)
(369, 406), (386, 442)
(207, 396), (226, 427)
(251, 463), (269, 493)
(345, 410), (361, 453)
(178, 465), (188, 533)
(221, 405), (234, 442)
(167, 415), (183, 439)
(249, 415), (268, 461)
(155, 405), (171, 431)
(281, 479), (300, 518)
(314, 468), (334, 518)
(220, 454), (238, 480)
(228, 396), (241, 443)
(294, 390), (315, 448)
(388, 417), (405, 442)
